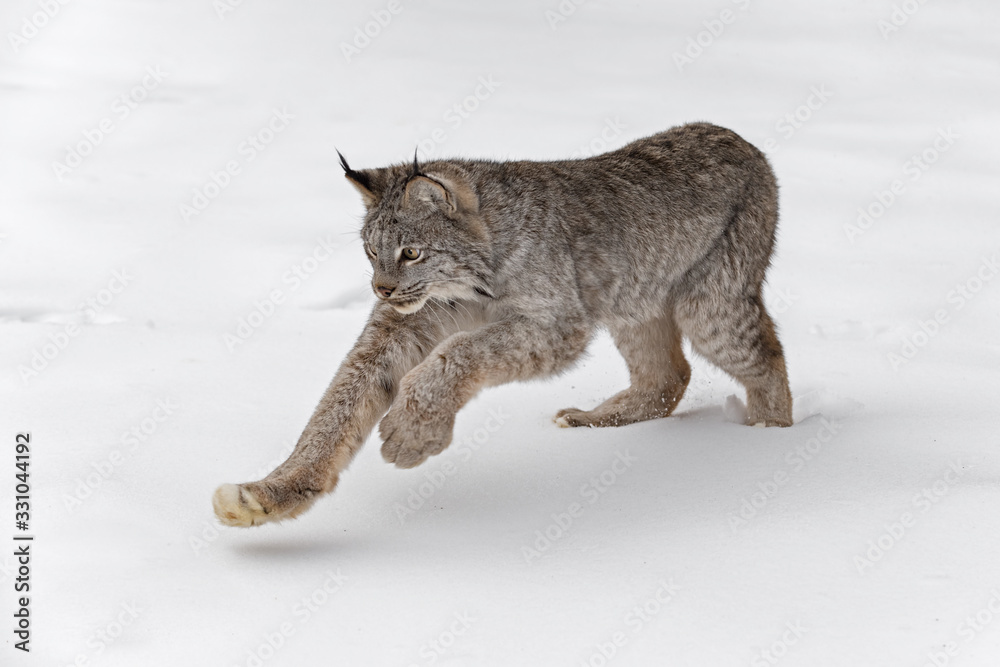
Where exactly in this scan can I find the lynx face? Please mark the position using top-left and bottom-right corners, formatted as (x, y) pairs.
(361, 201), (489, 313)
(361, 221), (485, 314)
(344, 153), (495, 314)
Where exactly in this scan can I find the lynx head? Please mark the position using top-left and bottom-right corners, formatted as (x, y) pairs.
(339, 151), (494, 314)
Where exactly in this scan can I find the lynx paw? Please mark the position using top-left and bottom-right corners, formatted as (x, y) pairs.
(212, 483), (269, 527)
(750, 418), (793, 428)
(379, 404), (454, 469)
(554, 407), (598, 428)
(555, 407), (630, 428)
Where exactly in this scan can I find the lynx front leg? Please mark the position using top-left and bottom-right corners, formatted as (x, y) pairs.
(212, 302), (464, 527)
(379, 317), (592, 468)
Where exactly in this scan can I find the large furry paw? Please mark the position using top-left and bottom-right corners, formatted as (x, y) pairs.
(749, 418), (793, 428)
(212, 483), (269, 527)
(379, 402), (455, 469)
(212, 477), (328, 527)
(554, 407), (604, 428)
(555, 387), (684, 428)
(554, 406), (634, 428)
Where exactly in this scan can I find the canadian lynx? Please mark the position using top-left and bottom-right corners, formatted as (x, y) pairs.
(213, 122), (793, 527)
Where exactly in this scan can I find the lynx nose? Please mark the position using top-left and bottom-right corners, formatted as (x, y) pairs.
(375, 285), (394, 299)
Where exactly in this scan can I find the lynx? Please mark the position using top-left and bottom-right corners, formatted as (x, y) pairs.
(213, 122), (793, 527)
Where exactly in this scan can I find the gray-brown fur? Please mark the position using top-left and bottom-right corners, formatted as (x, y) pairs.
(212, 122), (793, 527)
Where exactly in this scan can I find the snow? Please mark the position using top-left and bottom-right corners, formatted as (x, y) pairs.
(2, 0), (999, 665)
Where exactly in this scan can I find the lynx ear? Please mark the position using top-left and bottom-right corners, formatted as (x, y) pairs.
(338, 150), (380, 208)
(403, 170), (479, 217)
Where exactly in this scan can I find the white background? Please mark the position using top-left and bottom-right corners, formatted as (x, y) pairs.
(2, 1), (999, 665)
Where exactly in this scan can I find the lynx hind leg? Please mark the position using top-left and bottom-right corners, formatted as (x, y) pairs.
(675, 292), (792, 427)
(556, 313), (691, 428)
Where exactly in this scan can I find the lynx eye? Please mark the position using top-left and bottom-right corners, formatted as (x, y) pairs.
(365, 245), (377, 258)
(401, 247), (421, 261)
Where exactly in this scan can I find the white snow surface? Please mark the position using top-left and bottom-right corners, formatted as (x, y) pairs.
(2, 1), (1000, 665)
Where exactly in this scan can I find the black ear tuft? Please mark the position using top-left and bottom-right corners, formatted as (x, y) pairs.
(337, 149), (351, 174)
(337, 149), (372, 191)
(411, 148), (422, 179)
